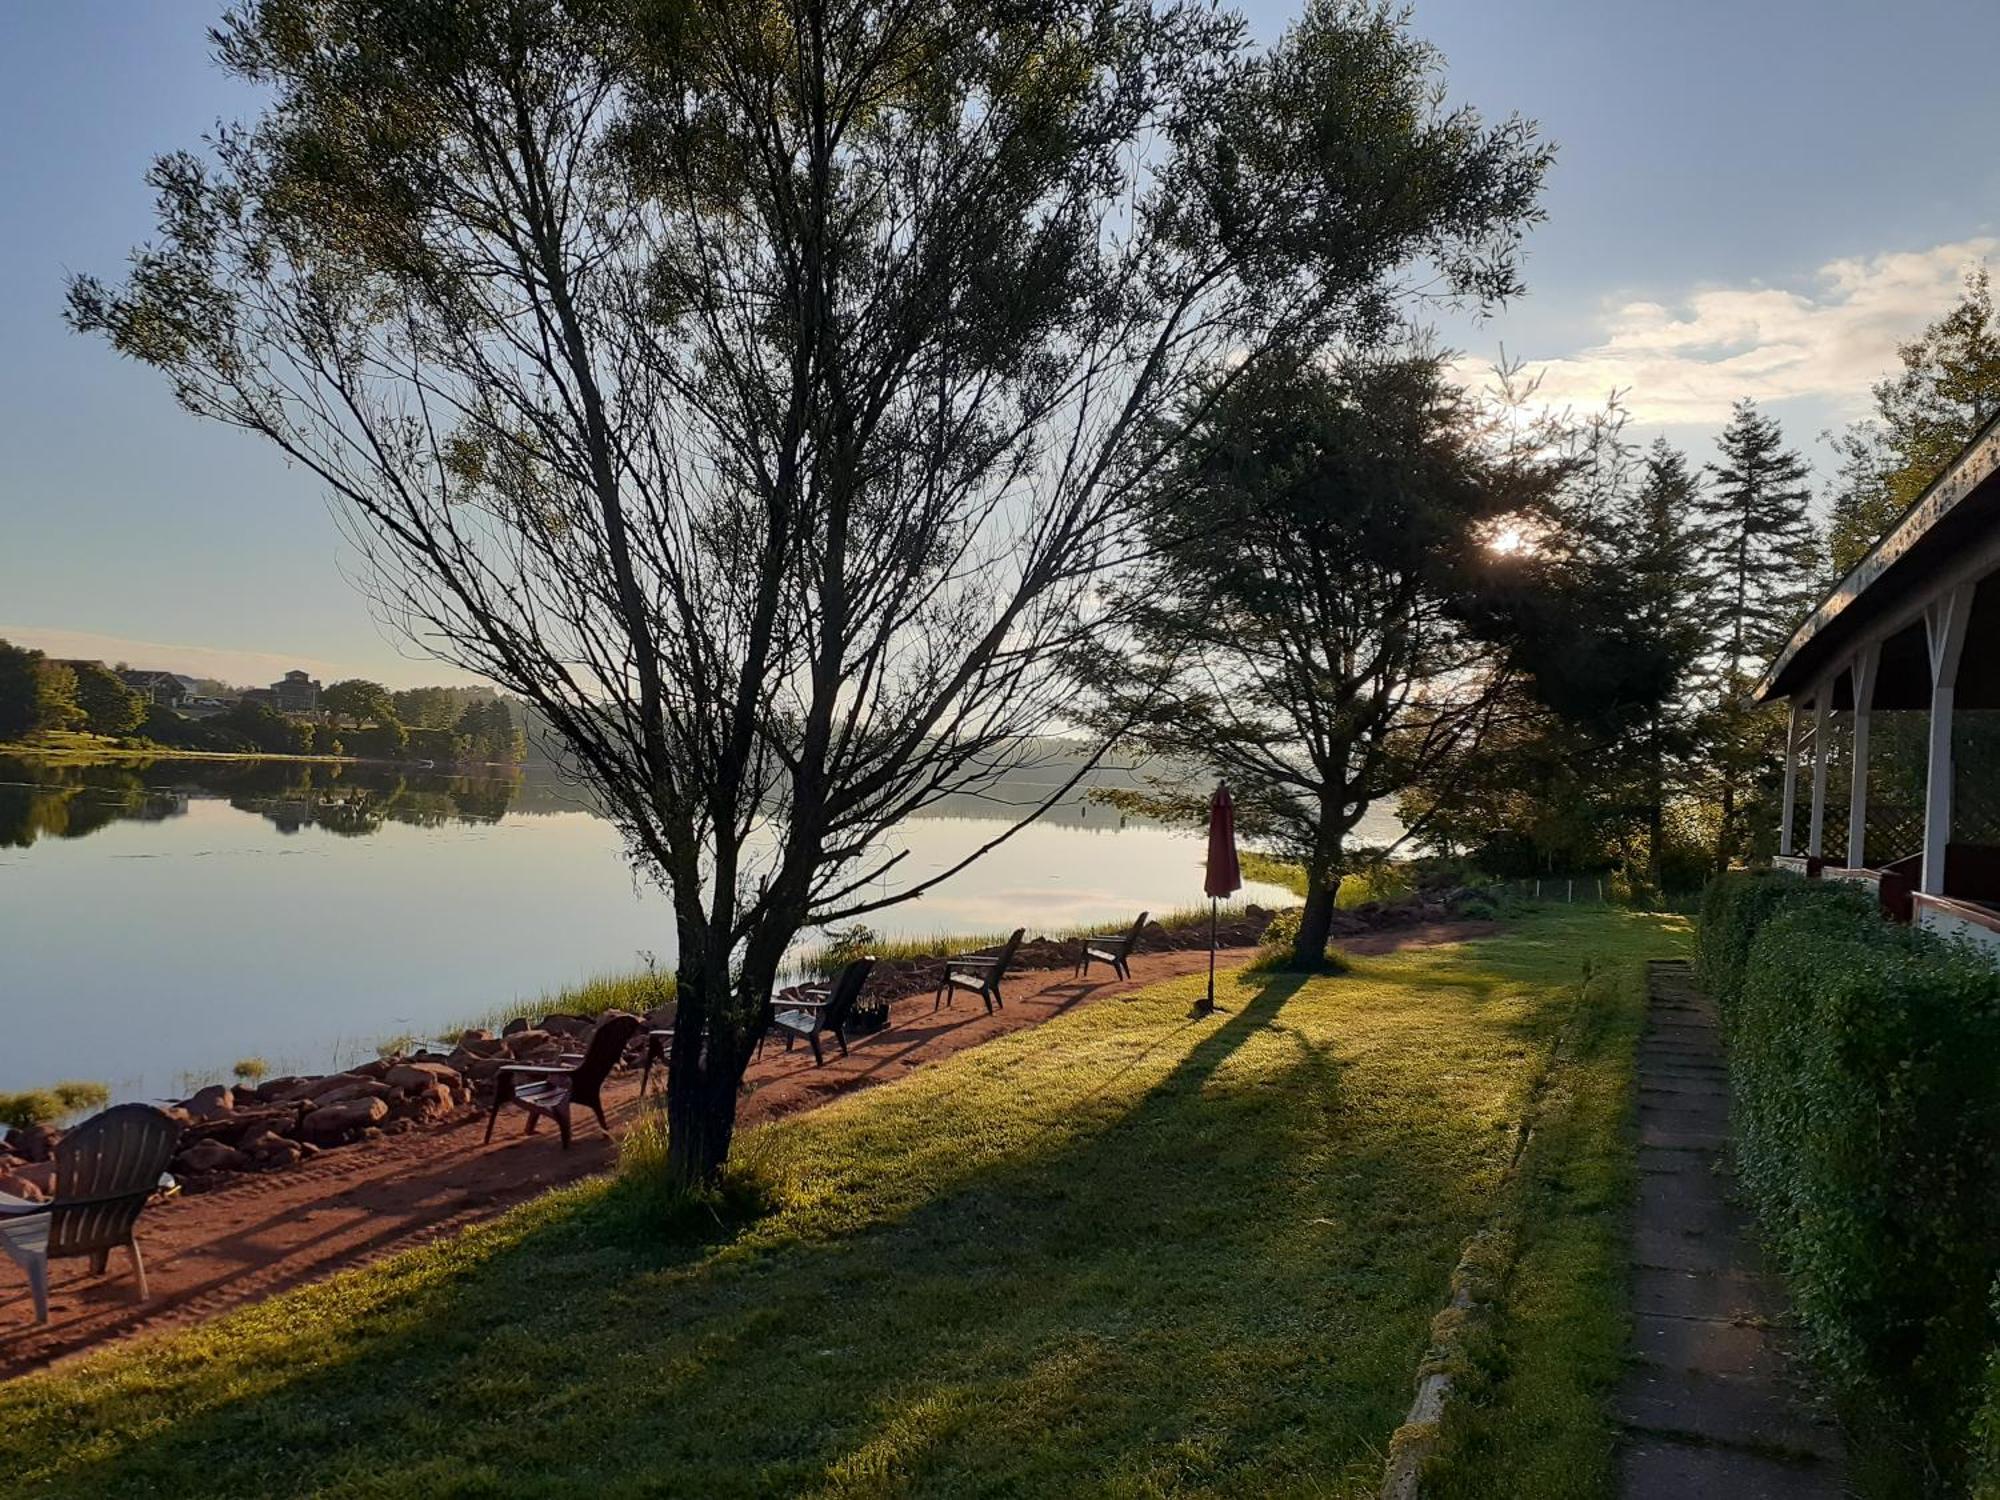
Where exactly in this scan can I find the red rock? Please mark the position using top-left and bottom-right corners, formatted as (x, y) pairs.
(0, 1169), (49, 1202)
(183, 1084), (237, 1120)
(456, 1035), (506, 1059)
(248, 1136), (303, 1170)
(4, 1124), (61, 1163)
(501, 1029), (553, 1058)
(299, 1096), (389, 1142)
(175, 1139), (248, 1174)
(311, 1079), (394, 1108)
(383, 1062), (461, 1095)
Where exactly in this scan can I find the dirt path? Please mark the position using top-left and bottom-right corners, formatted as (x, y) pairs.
(0, 922), (1485, 1379)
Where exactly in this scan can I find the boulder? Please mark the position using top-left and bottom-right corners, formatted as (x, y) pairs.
(461, 1056), (509, 1083)
(387, 1083), (457, 1124)
(183, 1084), (237, 1120)
(501, 1029), (554, 1058)
(351, 1058), (397, 1081)
(501, 1017), (530, 1036)
(536, 1012), (593, 1038)
(299, 1096), (389, 1142)
(248, 1136), (304, 1170)
(175, 1139), (248, 1174)
(455, 1035), (506, 1060)
(312, 1079), (394, 1109)
(0, 1167), (50, 1201)
(4, 1124), (61, 1164)
(253, 1076), (309, 1103)
(383, 1062), (462, 1095)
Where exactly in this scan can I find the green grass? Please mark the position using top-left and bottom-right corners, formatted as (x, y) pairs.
(0, 909), (1680, 1498)
(1423, 942), (1682, 1495)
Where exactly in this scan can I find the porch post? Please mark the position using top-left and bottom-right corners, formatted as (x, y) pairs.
(1778, 700), (1801, 858)
(1922, 586), (1975, 896)
(1847, 643), (1879, 870)
(1807, 685), (1831, 859)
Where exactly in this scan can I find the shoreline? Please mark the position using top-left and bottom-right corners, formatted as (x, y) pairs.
(0, 737), (522, 772)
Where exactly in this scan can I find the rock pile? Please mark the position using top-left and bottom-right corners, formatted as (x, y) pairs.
(0, 1013), (663, 1199)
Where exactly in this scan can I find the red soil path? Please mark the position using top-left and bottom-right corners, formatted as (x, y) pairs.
(0, 923), (1488, 1379)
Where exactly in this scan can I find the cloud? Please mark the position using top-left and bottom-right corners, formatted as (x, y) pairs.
(1488, 238), (1999, 427)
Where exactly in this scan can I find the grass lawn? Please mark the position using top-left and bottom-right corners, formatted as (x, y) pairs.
(0, 909), (1684, 1498)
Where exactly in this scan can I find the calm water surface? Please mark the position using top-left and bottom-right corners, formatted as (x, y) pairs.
(0, 756), (1297, 1099)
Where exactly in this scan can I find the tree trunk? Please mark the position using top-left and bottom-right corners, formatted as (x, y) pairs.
(1292, 873), (1338, 967)
(1292, 823), (1346, 967)
(660, 936), (784, 1188)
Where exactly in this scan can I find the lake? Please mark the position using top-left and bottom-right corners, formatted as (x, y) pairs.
(0, 755), (1305, 1100)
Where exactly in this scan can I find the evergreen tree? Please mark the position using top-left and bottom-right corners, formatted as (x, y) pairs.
(1698, 399), (1819, 685)
(1824, 269), (2000, 575)
(1618, 441), (1710, 888)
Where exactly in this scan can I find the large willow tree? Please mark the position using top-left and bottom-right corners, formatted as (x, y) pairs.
(71, 0), (1548, 1184)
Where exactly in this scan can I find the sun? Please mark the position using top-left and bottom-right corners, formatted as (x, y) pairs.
(1479, 514), (1544, 559)
(1488, 526), (1527, 555)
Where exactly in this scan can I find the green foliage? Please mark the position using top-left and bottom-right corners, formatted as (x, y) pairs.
(1699, 871), (2000, 1487)
(231, 1057), (269, 1084)
(0, 1091), (63, 1130)
(0, 1080), (109, 1130)
(0, 639), (83, 740)
(69, 661), (146, 736)
(320, 678), (396, 729)
(220, 699), (311, 755)
(1827, 270), (2000, 577)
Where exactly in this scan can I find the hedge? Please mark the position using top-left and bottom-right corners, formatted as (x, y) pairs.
(1699, 871), (2000, 1491)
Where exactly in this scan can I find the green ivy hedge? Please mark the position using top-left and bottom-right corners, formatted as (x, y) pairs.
(1699, 871), (2000, 1490)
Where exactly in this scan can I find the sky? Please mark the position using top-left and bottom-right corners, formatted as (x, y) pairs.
(3, 0), (2000, 687)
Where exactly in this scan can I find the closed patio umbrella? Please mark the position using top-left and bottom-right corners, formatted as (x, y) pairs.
(1200, 783), (1240, 1015)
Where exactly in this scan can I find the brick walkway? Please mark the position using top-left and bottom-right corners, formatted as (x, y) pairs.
(1615, 959), (1848, 1498)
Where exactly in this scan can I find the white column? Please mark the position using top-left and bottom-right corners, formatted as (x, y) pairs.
(1847, 643), (1880, 871)
(1922, 586), (1975, 896)
(1778, 701), (1801, 858)
(1807, 686), (1831, 859)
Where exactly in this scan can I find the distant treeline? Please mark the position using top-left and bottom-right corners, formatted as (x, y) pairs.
(0, 643), (525, 766)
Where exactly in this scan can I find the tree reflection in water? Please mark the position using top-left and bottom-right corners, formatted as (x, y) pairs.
(0, 756), (529, 848)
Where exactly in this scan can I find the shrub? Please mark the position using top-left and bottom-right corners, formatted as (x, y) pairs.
(232, 1057), (269, 1084)
(0, 1091), (63, 1130)
(1699, 870), (2000, 1486)
(0, 1080), (109, 1130)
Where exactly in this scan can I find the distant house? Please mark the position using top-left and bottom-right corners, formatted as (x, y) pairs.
(271, 670), (322, 714)
(120, 670), (189, 709)
(239, 687), (279, 711)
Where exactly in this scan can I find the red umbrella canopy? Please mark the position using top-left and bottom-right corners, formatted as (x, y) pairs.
(1204, 783), (1242, 900)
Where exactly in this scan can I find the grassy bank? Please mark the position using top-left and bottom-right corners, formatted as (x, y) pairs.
(0, 909), (1677, 1497)
(0, 730), (367, 767)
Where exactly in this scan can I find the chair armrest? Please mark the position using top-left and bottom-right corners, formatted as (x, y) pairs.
(946, 954), (1000, 967)
(496, 1063), (577, 1077)
(0, 1196), (51, 1218)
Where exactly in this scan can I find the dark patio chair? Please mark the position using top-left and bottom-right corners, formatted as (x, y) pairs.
(0, 1103), (181, 1325)
(763, 957), (876, 1066)
(936, 928), (1025, 1014)
(1075, 911), (1148, 981)
(485, 1011), (642, 1149)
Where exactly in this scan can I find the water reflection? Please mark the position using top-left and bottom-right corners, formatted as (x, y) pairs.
(0, 756), (541, 848)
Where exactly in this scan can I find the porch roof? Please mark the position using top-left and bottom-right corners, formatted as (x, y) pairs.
(1759, 407), (2000, 703)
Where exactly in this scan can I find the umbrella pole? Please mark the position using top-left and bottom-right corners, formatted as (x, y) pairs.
(1205, 894), (1218, 1011)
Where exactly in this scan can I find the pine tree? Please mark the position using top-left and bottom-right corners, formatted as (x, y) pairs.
(1698, 399), (1819, 687)
(1693, 402), (1819, 869)
(1823, 269), (2000, 575)
(1618, 441), (1709, 888)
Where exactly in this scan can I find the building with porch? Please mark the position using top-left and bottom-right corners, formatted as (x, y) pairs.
(1759, 408), (2000, 956)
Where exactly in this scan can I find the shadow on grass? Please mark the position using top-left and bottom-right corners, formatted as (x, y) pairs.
(7, 965), (1547, 1499)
